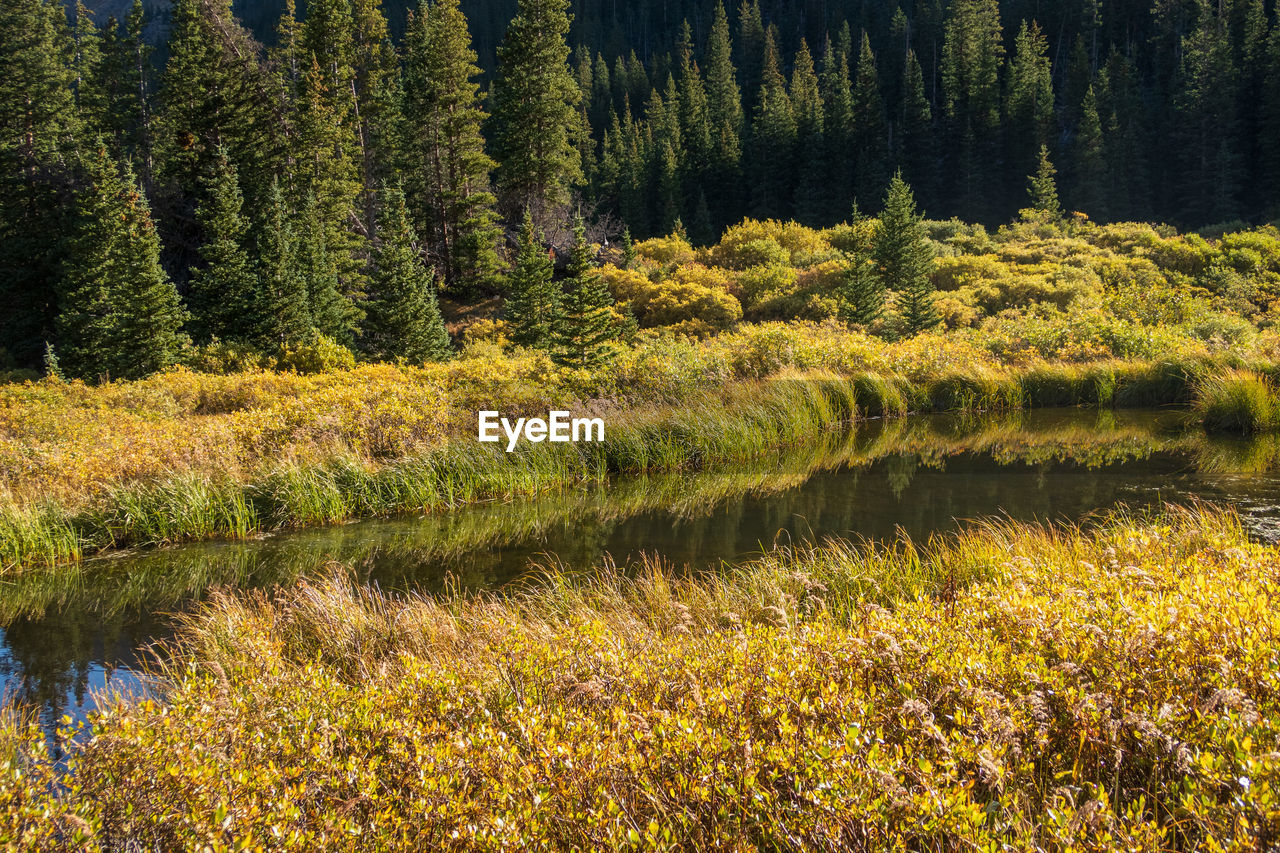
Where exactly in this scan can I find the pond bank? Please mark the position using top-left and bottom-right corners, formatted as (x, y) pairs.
(2, 355), (1273, 573)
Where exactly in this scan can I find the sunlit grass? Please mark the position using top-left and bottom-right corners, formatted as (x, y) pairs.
(0, 333), (1275, 573)
(4, 505), (1276, 849)
(1193, 369), (1280, 433)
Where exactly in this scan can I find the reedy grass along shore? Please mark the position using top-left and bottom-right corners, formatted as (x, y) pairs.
(2, 505), (1275, 849)
(0, 408), (1221, 624)
(4, 319), (1280, 573)
(3, 349), (1279, 574)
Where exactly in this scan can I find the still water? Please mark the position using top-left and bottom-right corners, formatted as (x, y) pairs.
(6, 408), (1280, 728)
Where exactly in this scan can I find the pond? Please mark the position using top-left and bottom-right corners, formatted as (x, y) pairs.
(6, 408), (1280, 731)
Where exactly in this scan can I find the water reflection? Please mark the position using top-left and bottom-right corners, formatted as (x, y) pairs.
(5, 408), (1280, 726)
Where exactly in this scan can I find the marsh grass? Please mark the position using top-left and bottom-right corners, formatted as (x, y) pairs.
(1193, 369), (1280, 433)
(1, 360), (1274, 574)
(0, 410), (1212, 624)
(5, 505), (1276, 849)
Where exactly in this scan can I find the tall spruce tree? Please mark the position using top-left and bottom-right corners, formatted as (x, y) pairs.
(790, 39), (826, 224)
(70, 2), (107, 134)
(737, 0), (765, 116)
(1097, 49), (1150, 221)
(256, 176), (311, 347)
(154, 0), (279, 263)
(1070, 86), (1108, 220)
(57, 145), (186, 380)
(297, 191), (359, 345)
(552, 214), (615, 368)
(505, 210), (559, 349)
(1174, 3), (1241, 224)
(363, 184), (450, 363)
(0, 0), (81, 367)
(898, 49), (936, 208)
(1004, 21), (1055, 207)
(850, 32), (889, 208)
(99, 0), (152, 175)
(1260, 21), (1280, 207)
(704, 2), (744, 226)
(748, 28), (796, 219)
(187, 150), (259, 343)
(294, 56), (367, 321)
(401, 0), (502, 296)
(675, 20), (711, 183)
(820, 35), (855, 222)
(490, 0), (582, 221)
(874, 173), (937, 335)
(349, 0), (401, 228)
(940, 0), (1004, 220)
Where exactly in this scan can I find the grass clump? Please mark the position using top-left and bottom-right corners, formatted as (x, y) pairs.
(5, 506), (1277, 850)
(1194, 369), (1280, 433)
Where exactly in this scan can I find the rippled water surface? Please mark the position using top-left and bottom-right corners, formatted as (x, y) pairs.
(7, 408), (1280, 729)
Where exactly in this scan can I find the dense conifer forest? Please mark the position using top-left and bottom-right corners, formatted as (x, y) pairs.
(3, 0), (1280, 378)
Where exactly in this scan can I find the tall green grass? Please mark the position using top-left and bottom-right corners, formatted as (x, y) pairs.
(1193, 369), (1280, 433)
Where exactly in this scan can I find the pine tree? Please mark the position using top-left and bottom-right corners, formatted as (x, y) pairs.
(1005, 21), (1055, 206)
(656, 142), (682, 234)
(1261, 22), (1280, 207)
(675, 20), (711, 176)
(401, 0), (502, 296)
(294, 56), (367, 322)
(820, 35), (855, 222)
(1174, 3), (1241, 224)
(187, 150), (259, 343)
(620, 226), (636, 269)
(349, 0), (401, 228)
(505, 210), (559, 349)
(748, 28), (796, 219)
(57, 145), (186, 380)
(1026, 145), (1061, 219)
(0, 0), (81, 367)
(552, 214), (615, 368)
(850, 32), (889, 208)
(1063, 34), (1093, 131)
(704, 2), (744, 226)
(737, 0), (766, 116)
(589, 51), (612, 133)
(154, 0), (280, 245)
(1070, 86), (1108, 220)
(940, 0), (1004, 220)
(705, 3), (743, 137)
(490, 0), (583, 221)
(255, 176), (311, 347)
(838, 208), (883, 326)
(874, 173), (937, 335)
(297, 191), (359, 345)
(99, 0), (152, 172)
(791, 39), (826, 224)
(898, 49), (936, 208)
(363, 184), (450, 363)
(70, 2), (107, 133)
(1095, 51), (1149, 221)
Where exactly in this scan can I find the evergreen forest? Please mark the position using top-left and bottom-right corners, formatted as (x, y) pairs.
(3, 0), (1280, 378)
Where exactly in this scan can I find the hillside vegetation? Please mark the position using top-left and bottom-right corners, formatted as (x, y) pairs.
(5, 215), (1280, 571)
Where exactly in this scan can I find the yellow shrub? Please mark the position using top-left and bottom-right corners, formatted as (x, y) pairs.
(930, 254), (1007, 291)
(704, 219), (835, 270)
(634, 233), (696, 267)
(606, 263), (742, 336)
